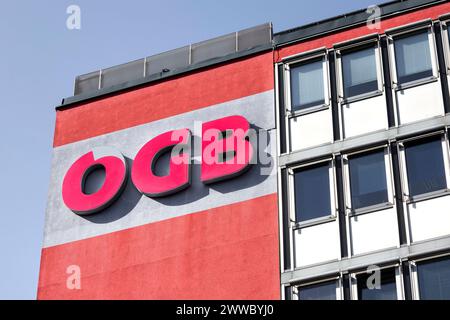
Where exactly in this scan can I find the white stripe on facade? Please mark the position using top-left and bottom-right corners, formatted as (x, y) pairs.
(43, 90), (277, 247)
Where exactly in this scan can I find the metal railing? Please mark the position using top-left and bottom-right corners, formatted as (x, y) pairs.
(74, 23), (272, 95)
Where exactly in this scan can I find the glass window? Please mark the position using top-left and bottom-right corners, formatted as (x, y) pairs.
(294, 162), (332, 223)
(298, 280), (336, 300)
(417, 256), (450, 300)
(342, 45), (378, 98)
(404, 136), (447, 197)
(348, 150), (389, 210)
(290, 59), (325, 111)
(394, 31), (433, 84)
(357, 268), (397, 300)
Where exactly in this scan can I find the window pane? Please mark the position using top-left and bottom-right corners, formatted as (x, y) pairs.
(404, 137), (446, 197)
(342, 46), (378, 98)
(298, 281), (336, 300)
(357, 268), (397, 300)
(290, 59), (325, 111)
(294, 162), (331, 222)
(417, 257), (450, 300)
(348, 150), (389, 209)
(394, 31), (433, 84)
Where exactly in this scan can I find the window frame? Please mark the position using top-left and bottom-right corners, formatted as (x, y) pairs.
(288, 158), (338, 228)
(386, 20), (440, 90)
(335, 35), (384, 104)
(283, 48), (331, 117)
(439, 18), (450, 75)
(293, 276), (343, 300)
(409, 252), (450, 300)
(350, 264), (404, 300)
(397, 131), (450, 203)
(342, 145), (395, 216)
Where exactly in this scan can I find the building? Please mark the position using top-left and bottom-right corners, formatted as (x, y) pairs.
(38, 0), (450, 300)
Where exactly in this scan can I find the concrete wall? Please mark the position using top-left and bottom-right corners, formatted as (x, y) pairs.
(38, 52), (280, 299)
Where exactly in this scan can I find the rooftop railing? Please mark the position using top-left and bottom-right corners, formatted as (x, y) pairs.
(74, 23), (273, 95)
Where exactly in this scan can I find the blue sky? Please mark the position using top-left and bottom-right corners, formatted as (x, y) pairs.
(0, 0), (389, 299)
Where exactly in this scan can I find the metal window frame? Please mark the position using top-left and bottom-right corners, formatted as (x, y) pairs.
(437, 17), (450, 116)
(387, 20), (439, 89)
(287, 157), (338, 229)
(284, 49), (331, 116)
(349, 263), (404, 300)
(439, 17), (450, 74)
(409, 251), (450, 300)
(386, 20), (440, 91)
(281, 235), (450, 286)
(283, 48), (331, 153)
(275, 62), (288, 156)
(275, 65), (288, 275)
(397, 130), (450, 203)
(293, 275), (343, 301)
(334, 35), (385, 105)
(342, 144), (395, 217)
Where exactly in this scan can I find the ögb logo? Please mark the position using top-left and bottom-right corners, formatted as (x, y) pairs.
(62, 115), (254, 215)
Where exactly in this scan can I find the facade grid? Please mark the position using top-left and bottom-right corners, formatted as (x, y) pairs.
(277, 6), (450, 300)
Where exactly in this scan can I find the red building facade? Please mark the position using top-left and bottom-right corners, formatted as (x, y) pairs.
(39, 0), (450, 299)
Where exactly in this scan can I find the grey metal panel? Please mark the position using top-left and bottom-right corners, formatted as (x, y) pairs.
(191, 33), (237, 64)
(74, 71), (100, 95)
(279, 114), (450, 167)
(100, 59), (145, 89)
(145, 46), (190, 76)
(281, 235), (450, 284)
(238, 23), (272, 51)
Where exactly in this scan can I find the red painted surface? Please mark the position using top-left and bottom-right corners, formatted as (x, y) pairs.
(201, 115), (253, 184)
(275, 2), (450, 62)
(54, 52), (274, 147)
(132, 128), (191, 197)
(62, 149), (127, 214)
(38, 193), (280, 300)
(44, 1), (450, 301)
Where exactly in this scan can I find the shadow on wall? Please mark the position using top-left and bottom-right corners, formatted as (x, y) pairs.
(82, 156), (143, 224)
(81, 127), (274, 224)
(209, 125), (273, 195)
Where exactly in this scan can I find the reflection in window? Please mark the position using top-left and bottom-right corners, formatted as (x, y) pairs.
(342, 45), (378, 98)
(298, 280), (336, 300)
(394, 31), (433, 84)
(348, 150), (388, 210)
(404, 136), (446, 197)
(290, 59), (325, 111)
(417, 256), (450, 300)
(357, 268), (397, 300)
(294, 162), (331, 222)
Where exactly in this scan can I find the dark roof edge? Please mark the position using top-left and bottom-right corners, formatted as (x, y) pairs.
(274, 0), (447, 46)
(56, 44), (272, 110)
